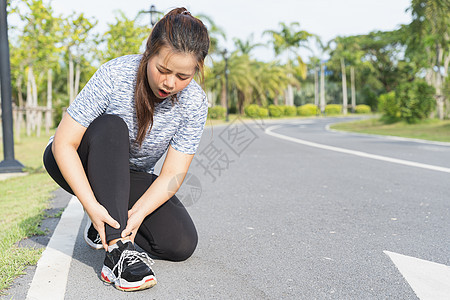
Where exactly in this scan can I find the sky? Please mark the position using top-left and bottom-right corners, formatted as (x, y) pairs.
(40, 0), (412, 61)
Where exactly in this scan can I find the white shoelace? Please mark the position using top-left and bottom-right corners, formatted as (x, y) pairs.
(112, 249), (155, 282)
(93, 234), (101, 244)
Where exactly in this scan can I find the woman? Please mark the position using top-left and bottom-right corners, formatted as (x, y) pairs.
(43, 7), (210, 292)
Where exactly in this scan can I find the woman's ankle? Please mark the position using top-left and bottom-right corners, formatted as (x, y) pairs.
(108, 237), (131, 246)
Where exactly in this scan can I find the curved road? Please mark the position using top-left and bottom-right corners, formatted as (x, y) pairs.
(13, 117), (450, 299)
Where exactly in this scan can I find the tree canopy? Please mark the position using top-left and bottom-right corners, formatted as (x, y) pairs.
(6, 0), (450, 121)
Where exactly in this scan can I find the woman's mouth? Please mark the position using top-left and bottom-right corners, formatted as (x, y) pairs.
(158, 89), (170, 98)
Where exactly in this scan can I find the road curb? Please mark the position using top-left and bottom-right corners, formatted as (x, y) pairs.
(26, 195), (84, 300)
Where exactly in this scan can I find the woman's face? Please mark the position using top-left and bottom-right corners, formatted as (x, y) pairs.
(147, 46), (197, 100)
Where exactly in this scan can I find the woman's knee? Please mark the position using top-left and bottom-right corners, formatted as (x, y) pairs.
(43, 143), (74, 194)
(166, 233), (198, 262)
(152, 224), (198, 262)
(84, 114), (129, 145)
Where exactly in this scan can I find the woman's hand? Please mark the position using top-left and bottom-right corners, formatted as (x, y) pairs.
(85, 202), (120, 250)
(121, 207), (146, 243)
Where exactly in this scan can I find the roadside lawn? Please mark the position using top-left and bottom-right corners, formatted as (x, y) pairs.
(330, 118), (450, 143)
(0, 131), (58, 293)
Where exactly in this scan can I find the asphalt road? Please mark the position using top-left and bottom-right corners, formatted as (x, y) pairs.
(14, 116), (450, 299)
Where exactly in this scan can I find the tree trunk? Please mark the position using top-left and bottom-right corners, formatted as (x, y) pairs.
(17, 74), (23, 107)
(427, 67), (444, 120)
(220, 82), (226, 108)
(284, 62), (294, 107)
(425, 68), (436, 118)
(69, 53), (74, 103)
(435, 45), (444, 120)
(427, 44), (450, 120)
(74, 62), (81, 97)
(14, 107), (21, 142)
(256, 92), (262, 106)
(341, 58), (348, 115)
(206, 91), (215, 107)
(443, 53), (449, 118)
(274, 96), (279, 106)
(320, 62), (326, 113)
(26, 67), (32, 136)
(16, 74), (24, 141)
(285, 84), (294, 106)
(350, 66), (356, 113)
(237, 90), (245, 115)
(435, 71), (444, 120)
(30, 67), (38, 134)
(46, 69), (53, 134)
(314, 66), (319, 107)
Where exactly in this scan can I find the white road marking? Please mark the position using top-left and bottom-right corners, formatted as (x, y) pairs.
(265, 124), (450, 174)
(384, 251), (450, 300)
(26, 196), (84, 300)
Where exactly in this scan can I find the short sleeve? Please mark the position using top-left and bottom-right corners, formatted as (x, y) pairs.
(66, 63), (114, 127)
(170, 94), (208, 154)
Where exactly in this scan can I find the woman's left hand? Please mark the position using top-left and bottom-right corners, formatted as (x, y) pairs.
(121, 207), (146, 243)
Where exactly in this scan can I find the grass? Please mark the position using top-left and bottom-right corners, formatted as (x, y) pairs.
(0, 130), (58, 293)
(330, 118), (450, 143)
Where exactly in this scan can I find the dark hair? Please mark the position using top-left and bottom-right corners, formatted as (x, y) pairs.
(134, 7), (210, 146)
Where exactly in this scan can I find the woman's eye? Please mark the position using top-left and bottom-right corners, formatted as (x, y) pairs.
(157, 68), (169, 74)
(178, 76), (189, 80)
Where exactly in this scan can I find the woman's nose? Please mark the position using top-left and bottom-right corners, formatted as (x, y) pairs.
(163, 75), (175, 90)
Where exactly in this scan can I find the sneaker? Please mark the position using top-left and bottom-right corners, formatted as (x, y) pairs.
(101, 240), (157, 291)
(84, 219), (103, 250)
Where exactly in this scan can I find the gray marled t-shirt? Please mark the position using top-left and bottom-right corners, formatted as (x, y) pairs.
(66, 54), (208, 174)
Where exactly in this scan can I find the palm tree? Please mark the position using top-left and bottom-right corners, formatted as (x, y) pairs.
(308, 56), (321, 108)
(308, 36), (327, 111)
(63, 12), (97, 103)
(252, 61), (291, 106)
(328, 36), (370, 113)
(408, 0), (450, 119)
(195, 14), (226, 107)
(233, 34), (264, 56)
(204, 51), (254, 112)
(264, 22), (315, 106)
(196, 14), (226, 56)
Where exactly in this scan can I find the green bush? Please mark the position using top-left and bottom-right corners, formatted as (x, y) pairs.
(378, 91), (399, 120)
(268, 105), (283, 117)
(355, 104), (372, 114)
(244, 104), (260, 118)
(53, 97), (69, 126)
(284, 106), (297, 116)
(208, 106), (226, 119)
(297, 104), (319, 116)
(325, 104), (342, 115)
(378, 81), (435, 123)
(258, 107), (269, 118)
(396, 80), (435, 123)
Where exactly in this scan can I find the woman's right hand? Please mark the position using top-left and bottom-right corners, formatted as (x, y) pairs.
(85, 202), (120, 250)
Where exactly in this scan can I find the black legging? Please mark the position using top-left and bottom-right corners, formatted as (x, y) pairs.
(43, 114), (197, 262)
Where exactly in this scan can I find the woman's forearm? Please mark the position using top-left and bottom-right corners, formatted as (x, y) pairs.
(132, 173), (184, 217)
(131, 146), (194, 219)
